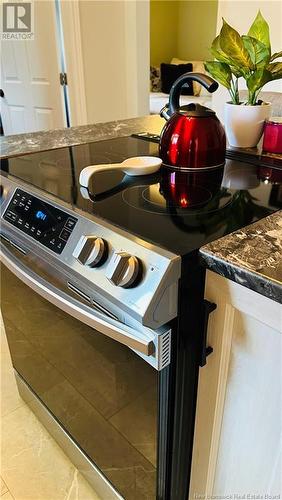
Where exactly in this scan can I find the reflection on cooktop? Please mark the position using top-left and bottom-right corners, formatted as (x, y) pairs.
(123, 183), (234, 214)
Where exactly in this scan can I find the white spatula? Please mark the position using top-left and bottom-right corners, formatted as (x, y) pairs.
(79, 156), (162, 188)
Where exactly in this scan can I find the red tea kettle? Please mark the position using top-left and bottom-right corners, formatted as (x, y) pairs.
(159, 73), (226, 171)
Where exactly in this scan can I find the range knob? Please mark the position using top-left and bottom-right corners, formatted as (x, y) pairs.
(106, 251), (141, 288)
(73, 235), (107, 267)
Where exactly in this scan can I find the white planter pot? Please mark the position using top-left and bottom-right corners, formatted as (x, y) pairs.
(224, 102), (272, 148)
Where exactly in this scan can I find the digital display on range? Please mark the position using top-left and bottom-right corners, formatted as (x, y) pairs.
(36, 210), (47, 221)
(3, 189), (78, 254)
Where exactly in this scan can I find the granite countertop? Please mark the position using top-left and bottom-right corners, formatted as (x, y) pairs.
(200, 211), (282, 304)
(0, 115), (164, 158)
(0, 116), (281, 304)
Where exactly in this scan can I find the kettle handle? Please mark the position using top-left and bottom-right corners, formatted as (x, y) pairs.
(169, 72), (218, 116)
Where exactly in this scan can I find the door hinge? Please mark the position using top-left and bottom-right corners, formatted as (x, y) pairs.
(60, 72), (68, 86)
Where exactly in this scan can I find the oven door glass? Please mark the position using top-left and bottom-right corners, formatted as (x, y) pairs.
(1, 244), (157, 499)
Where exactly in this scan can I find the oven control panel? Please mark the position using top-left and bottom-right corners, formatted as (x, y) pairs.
(0, 177), (181, 329)
(3, 189), (77, 255)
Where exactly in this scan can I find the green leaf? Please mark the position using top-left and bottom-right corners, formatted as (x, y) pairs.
(270, 51), (282, 62)
(219, 19), (253, 70)
(204, 61), (232, 89)
(211, 35), (245, 78)
(242, 35), (270, 67)
(246, 69), (272, 93)
(230, 66), (244, 78)
(248, 10), (270, 49)
(267, 62), (282, 80)
(211, 35), (231, 64)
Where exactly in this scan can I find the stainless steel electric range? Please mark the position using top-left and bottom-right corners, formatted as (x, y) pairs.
(0, 136), (281, 500)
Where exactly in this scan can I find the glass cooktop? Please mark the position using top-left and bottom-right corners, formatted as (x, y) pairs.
(1, 136), (281, 256)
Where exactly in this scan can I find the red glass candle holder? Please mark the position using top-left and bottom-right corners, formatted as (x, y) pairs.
(262, 117), (282, 154)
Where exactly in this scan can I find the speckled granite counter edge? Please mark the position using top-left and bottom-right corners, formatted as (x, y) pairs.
(200, 210), (282, 305)
(200, 250), (282, 304)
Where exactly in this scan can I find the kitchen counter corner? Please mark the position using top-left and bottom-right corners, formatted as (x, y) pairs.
(200, 211), (282, 304)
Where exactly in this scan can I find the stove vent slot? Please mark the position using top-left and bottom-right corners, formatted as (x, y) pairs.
(67, 282), (91, 304)
(0, 233), (10, 243)
(8, 239), (26, 255)
(67, 282), (119, 321)
(91, 299), (118, 321)
(159, 330), (171, 370)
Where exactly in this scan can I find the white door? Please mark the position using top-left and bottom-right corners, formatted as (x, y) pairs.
(0, 1), (66, 135)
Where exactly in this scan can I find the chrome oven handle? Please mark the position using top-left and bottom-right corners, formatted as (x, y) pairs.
(0, 245), (155, 357)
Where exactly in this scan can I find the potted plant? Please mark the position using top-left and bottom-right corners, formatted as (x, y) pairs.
(205, 11), (282, 148)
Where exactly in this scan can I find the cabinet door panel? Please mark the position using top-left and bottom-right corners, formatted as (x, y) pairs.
(190, 272), (282, 498)
(213, 311), (281, 494)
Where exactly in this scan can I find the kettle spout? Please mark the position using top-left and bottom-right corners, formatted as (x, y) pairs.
(160, 103), (171, 121)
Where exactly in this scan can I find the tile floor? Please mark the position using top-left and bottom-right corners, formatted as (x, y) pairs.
(0, 317), (101, 500)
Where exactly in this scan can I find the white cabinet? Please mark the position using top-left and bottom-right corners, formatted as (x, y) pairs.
(189, 271), (282, 498)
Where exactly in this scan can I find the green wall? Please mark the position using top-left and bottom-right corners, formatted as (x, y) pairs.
(150, 1), (179, 66)
(150, 0), (218, 66)
(177, 1), (218, 60)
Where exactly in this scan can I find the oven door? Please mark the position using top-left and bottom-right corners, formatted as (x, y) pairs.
(0, 240), (164, 499)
